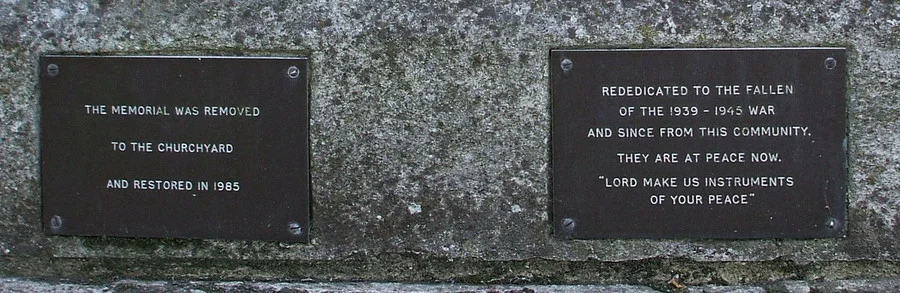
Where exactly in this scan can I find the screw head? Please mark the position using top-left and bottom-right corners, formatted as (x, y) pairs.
(288, 222), (303, 235)
(47, 64), (60, 77)
(560, 58), (573, 73)
(825, 217), (839, 230)
(287, 66), (301, 78)
(561, 218), (575, 233)
(824, 57), (837, 70)
(49, 215), (63, 231)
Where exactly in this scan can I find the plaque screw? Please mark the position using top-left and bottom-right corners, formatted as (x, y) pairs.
(560, 58), (573, 73)
(288, 222), (303, 235)
(561, 218), (575, 233)
(287, 66), (300, 78)
(825, 217), (839, 230)
(824, 57), (837, 70)
(49, 215), (63, 231)
(47, 64), (60, 77)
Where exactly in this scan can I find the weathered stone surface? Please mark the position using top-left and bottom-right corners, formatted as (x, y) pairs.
(766, 280), (811, 293)
(1, 0), (900, 284)
(688, 286), (766, 293)
(0, 278), (728, 293)
(812, 279), (900, 293)
(5, 278), (900, 293)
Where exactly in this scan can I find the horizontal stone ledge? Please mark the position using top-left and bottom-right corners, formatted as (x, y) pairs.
(3, 257), (900, 287)
(4, 277), (900, 293)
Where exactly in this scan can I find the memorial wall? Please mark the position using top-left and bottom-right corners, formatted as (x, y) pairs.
(2, 0), (900, 291)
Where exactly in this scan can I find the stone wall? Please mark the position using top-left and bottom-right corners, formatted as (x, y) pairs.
(2, 0), (900, 288)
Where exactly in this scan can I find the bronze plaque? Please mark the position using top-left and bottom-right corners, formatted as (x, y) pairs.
(551, 48), (847, 238)
(40, 56), (309, 242)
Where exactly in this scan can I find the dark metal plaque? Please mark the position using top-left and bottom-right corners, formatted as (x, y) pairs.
(551, 48), (847, 239)
(40, 56), (309, 242)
